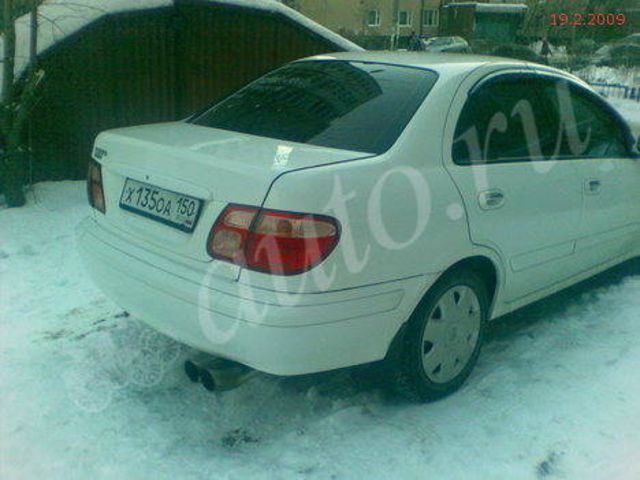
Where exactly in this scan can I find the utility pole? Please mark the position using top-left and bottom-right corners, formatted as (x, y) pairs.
(30, 0), (38, 76)
(392, 0), (400, 50)
(1, 0), (43, 207)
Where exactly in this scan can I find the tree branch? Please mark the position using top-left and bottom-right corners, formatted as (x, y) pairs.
(2, 0), (16, 108)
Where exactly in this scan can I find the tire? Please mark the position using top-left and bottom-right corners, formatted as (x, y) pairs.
(394, 269), (489, 401)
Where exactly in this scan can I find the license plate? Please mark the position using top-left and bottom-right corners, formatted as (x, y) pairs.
(119, 179), (203, 233)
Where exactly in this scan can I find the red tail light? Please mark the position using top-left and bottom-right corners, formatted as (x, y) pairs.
(87, 160), (106, 214)
(207, 205), (340, 275)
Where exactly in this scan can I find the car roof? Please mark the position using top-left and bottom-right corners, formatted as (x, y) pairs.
(302, 51), (529, 72)
(300, 51), (581, 84)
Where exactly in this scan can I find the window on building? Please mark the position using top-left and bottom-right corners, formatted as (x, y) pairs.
(398, 11), (412, 27)
(367, 9), (381, 27)
(422, 9), (439, 27)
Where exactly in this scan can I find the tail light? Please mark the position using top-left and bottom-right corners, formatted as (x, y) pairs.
(207, 205), (340, 275)
(87, 159), (106, 214)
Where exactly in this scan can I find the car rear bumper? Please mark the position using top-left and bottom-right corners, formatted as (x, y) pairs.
(76, 217), (433, 375)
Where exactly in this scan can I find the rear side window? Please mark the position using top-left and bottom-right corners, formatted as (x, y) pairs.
(192, 61), (438, 154)
(453, 74), (632, 165)
(538, 81), (630, 159)
(453, 76), (557, 165)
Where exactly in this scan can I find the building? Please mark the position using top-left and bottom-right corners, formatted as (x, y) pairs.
(295, 0), (443, 49)
(294, 0), (639, 49)
(3, 0), (360, 182)
(440, 2), (528, 43)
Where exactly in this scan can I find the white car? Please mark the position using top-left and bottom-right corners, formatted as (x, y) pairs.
(77, 52), (640, 400)
(422, 36), (471, 53)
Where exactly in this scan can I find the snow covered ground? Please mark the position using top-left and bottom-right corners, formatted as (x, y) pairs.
(1, 101), (640, 479)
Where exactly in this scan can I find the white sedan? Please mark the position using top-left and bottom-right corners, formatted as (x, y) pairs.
(77, 52), (640, 400)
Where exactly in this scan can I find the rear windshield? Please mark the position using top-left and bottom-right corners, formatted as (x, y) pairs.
(191, 61), (438, 154)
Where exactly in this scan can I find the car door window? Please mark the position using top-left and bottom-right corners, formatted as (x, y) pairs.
(537, 81), (630, 159)
(453, 76), (555, 165)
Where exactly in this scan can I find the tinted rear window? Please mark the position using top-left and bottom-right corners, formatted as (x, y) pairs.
(191, 61), (438, 154)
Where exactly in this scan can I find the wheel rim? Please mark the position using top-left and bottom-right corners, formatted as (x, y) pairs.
(420, 285), (482, 384)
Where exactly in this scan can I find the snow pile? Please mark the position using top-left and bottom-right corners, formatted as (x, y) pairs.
(0, 0), (362, 96)
(1, 134), (640, 480)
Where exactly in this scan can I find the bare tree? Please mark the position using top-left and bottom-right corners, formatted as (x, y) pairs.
(1, 1), (108, 207)
(1, 0), (43, 207)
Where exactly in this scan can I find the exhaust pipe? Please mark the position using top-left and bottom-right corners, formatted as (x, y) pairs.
(184, 360), (201, 383)
(184, 357), (258, 392)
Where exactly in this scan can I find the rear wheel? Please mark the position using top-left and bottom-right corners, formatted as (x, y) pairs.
(395, 269), (489, 401)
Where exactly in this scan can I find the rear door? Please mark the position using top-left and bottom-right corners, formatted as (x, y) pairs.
(536, 80), (640, 266)
(444, 70), (584, 302)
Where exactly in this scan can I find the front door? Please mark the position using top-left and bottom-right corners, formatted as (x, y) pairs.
(536, 79), (640, 266)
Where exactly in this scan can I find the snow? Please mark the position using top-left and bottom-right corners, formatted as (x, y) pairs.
(575, 66), (640, 89)
(474, 3), (528, 14)
(0, 0), (172, 96)
(0, 0), (362, 97)
(444, 3), (528, 14)
(2, 116), (640, 480)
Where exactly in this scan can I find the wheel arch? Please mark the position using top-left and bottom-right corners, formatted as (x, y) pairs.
(385, 253), (502, 362)
(440, 255), (499, 311)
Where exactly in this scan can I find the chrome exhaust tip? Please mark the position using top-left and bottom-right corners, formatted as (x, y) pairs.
(184, 358), (258, 392)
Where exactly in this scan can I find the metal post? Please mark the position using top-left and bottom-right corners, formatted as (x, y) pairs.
(392, 0), (400, 50)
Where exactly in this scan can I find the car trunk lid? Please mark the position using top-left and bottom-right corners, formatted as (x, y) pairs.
(92, 122), (371, 265)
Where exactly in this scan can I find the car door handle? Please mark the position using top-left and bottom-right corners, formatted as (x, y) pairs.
(478, 190), (506, 210)
(585, 179), (601, 195)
